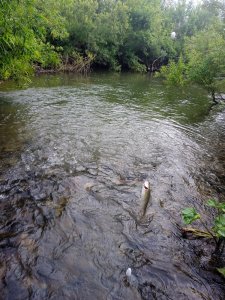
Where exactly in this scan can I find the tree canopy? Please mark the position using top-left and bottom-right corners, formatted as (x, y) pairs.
(0, 0), (225, 92)
(0, 0), (67, 80)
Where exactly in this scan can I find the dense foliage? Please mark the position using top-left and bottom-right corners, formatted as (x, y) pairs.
(0, 0), (67, 80)
(158, 1), (225, 99)
(0, 0), (225, 84)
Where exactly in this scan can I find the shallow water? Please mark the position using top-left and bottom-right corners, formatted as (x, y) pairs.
(0, 73), (225, 299)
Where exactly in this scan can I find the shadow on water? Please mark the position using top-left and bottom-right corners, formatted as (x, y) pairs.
(0, 97), (31, 175)
(0, 73), (225, 299)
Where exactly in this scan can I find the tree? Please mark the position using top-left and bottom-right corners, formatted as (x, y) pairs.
(158, 23), (225, 101)
(119, 0), (169, 72)
(0, 0), (67, 80)
(90, 0), (129, 70)
(1, 0), (225, 80)
(157, 56), (186, 86)
(185, 26), (225, 101)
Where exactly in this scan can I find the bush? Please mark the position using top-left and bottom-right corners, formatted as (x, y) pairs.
(181, 199), (225, 276)
(157, 56), (186, 86)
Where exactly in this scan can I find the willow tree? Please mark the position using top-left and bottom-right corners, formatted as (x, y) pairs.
(60, 0), (130, 71)
(119, 0), (170, 72)
(0, 0), (67, 80)
(91, 0), (129, 70)
(185, 27), (225, 102)
(158, 25), (225, 101)
(158, 0), (225, 101)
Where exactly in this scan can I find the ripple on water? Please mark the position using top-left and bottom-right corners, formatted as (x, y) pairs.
(0, 74), (225, 299)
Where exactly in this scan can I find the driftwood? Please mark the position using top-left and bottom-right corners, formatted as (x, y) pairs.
(35, 54), (95, 75)
(60, 54), (95, 74)
(181, 227), (213, 239)
(150, 56), (164, 73)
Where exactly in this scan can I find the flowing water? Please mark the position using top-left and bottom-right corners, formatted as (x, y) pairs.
(0, 73), (225, 299)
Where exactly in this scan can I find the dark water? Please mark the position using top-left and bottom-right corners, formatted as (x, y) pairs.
(0, 73), (225, 299)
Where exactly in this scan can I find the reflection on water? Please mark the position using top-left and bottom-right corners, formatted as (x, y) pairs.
(0, 97), (31, 174)
(0, 73), (224, 299)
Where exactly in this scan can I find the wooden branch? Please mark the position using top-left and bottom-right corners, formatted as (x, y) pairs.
(182, 227), (213, 238)
(151, 56), (163, 72)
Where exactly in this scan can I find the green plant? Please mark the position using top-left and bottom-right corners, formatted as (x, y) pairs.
(157, 56), (186, 86)
(181, 199), (225, 276)
(217, 267), (225, 277)
(185, 27), (225, 102)
(207, 199), (225, 238)
(182, 207), (200, 224)
(0, 0), (67, 81)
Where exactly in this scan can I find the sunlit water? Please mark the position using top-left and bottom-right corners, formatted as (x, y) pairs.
(0, 73), (225, 299)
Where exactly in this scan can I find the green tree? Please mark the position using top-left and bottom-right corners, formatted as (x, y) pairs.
(91, 0), (129, 70)
(157, 56), (186, 86)
(120, 0), (169, 72)
(158, 23), (225, 101)
(1, 0), (225, 80)
(0, 0), (67, 81)
(60, 0), (130, 71)
(60, 0), (97, 53)
(185, 27), (225, 101)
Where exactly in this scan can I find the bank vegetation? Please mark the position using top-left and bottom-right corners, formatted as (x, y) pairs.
(0, 0), (225, 96)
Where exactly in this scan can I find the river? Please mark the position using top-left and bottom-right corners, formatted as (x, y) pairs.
(0, 73), (225, 299)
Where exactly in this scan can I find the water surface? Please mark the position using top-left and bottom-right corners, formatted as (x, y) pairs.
(0, 73), (225, 299)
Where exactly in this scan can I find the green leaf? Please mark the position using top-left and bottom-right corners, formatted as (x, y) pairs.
(217, 229), (225, 238)
(181, 208), (200, 225)
(207, 199), (225, 212)
(213, 214), (225, 237)
(215, 214), (225, 226)
(217, 268), (225, 277)
(207, 199), (218, 207)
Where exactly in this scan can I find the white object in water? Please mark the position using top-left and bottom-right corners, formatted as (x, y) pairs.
(126, 267), (138, 287)
(126, 267), (132, 277)
(171, 31), (176, 39)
